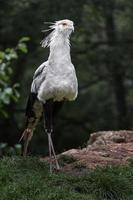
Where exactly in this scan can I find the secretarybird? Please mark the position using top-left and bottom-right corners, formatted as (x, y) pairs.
(20, 19), (78, 173)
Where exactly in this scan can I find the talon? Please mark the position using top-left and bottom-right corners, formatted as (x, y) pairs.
(53, 167), (61, 173)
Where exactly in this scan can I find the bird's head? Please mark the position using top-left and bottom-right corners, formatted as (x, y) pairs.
(41, 19), (74, 48)
(54, 19), (74, 35)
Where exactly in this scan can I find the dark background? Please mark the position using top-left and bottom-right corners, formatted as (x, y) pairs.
(0, 0), (133, 155)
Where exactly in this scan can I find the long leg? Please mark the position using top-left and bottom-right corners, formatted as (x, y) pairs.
(49, 133), (60, 170)
(44, 99), (60, 172)
(48, 133), (52, 173)
(52, 101), (64, 147)
(44, 99), (53, 172)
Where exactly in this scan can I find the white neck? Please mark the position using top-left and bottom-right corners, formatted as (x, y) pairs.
(48, 32), (71, 64)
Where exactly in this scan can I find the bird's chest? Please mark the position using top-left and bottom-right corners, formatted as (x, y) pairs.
(38, 67), (77, 102)
(47, 62), (73, 81)
(37, 60), (77, 102)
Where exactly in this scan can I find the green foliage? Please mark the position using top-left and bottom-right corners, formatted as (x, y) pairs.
(0, 37), (30, 118)
(18, 37), (30, 53)
(0, 143), (22, 156)
(73, 165), (133, 199)
(0, 157), (132, 200)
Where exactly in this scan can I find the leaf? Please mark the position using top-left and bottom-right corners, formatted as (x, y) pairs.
(7, 67), (13, 75)
(18, 43), (28, 53)
(0, 63), (6, 71)
(13, 83), (20, 88)
(1, 95), (10, 104)
(5, 48), (18, 59)
(0, 109), (8, 118)
(5, 54), (12, 61)
(0, 143), (8, 149)
(0, 88), (13, 105)
(19, 37), (30, 43)
(14, 89), (20, 98)
(11, 94), (20, 102)
(0, 79), (7, 87)
(4, 87), (13, 96)
(14, 144), (22, 149)
(0, 51), (5, 60)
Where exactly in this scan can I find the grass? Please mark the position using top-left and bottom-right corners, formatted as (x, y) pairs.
(58, 154), (77, 166)
(0, 157), (133, 200)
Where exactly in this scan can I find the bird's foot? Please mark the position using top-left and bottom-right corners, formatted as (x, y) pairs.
(53, 166), (61, 173)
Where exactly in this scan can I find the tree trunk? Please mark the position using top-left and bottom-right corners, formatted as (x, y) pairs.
(103, 1), (129, 128)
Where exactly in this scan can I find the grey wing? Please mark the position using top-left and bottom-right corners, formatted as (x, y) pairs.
(31, 62), (47, 93)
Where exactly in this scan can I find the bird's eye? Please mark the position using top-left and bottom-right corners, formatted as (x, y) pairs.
(62, 22), (67, 26)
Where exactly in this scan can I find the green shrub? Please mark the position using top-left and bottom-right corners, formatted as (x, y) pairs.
(0, 143), (22, 156)
(0, 37), (29, 118)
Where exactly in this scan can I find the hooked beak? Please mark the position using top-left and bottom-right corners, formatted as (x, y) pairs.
(72, 27), (74, 32)
(67, 25), (74, 32)
(71, 26), (74, 32)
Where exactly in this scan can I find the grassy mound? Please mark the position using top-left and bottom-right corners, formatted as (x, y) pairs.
(0, 157), (133, 200)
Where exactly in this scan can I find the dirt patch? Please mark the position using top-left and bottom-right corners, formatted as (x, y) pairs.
(59, 130), (133, 174)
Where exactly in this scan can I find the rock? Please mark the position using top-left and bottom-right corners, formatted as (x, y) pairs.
(60, 130), (133, 172)
(61, 149), (80, 155)
(88, 130), (133, 145)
